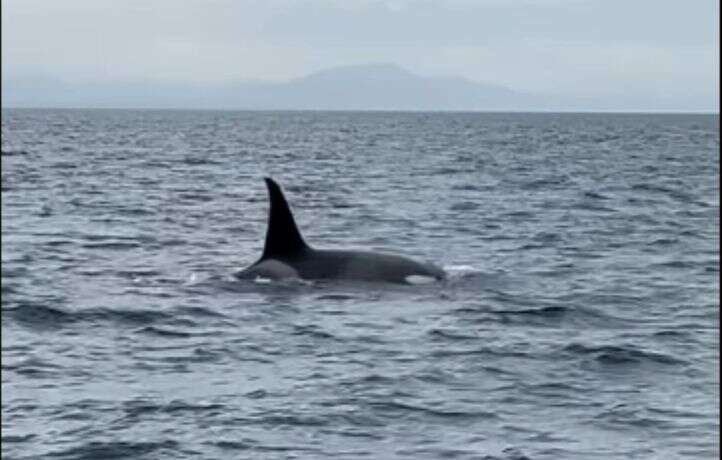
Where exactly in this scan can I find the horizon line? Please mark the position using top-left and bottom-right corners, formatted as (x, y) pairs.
(2, 105), (719, 115)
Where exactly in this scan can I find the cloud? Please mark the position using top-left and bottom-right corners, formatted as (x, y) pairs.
(1, 0), (718, 110)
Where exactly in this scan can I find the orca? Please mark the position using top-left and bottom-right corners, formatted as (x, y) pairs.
(234, 178), (446, 284)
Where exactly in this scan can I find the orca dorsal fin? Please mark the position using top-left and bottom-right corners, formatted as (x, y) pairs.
(261, 177), (310, 258)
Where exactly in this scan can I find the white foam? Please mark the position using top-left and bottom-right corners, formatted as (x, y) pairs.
(443, 264), (483, 273)
(183, 272), (200, 286)
(405, 275), (437, 285)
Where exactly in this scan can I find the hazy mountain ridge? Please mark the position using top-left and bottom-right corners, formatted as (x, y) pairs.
(1, 64), (714, 112)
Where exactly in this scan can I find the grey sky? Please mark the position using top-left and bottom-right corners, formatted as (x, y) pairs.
(2, 0), (718, 109)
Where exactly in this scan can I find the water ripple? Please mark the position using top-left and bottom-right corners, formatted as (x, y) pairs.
(2, 109), (718, 460)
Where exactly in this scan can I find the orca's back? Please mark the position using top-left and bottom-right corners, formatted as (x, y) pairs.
(288, 249), (445, 283)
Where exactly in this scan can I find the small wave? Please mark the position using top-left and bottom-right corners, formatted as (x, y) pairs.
(651, 259), (695, 269)
(426, 167), (467, 176)
(117, 207), (155, 217)
(42, 239), (75, 248)
(398, 446), (503, 458)
(449, 201), (480, 211)
(244, 389), (269, 399)
(571, 202), (616, 212)
(3, 357), (64, 379)
(354, 373), (397, 384)
(174, 305), (226, 318)
(503, 210), (535, 219)
(1, 149), (29, 156)
(50, 160), (77, 169)
(177, 191), (214, 202)
(254, 413), (329, 427)
(4, 303), (173, 329)
(135, 326), (193, 338)
(115, 269), (163, 279)
(563, 343), (686, 365)
(81, 241), (141, 250)
(482, 447), (533, 460)
(460, 302), (623, 330)
(648, 237), (679, 246)
(532, 231), (562, 243)
(182, 156), (222, 166)
(77, 233), (139, 242)
(2, 433), (36, 443)
(159, 238), (187, 247)
(521, 175), (572, 190)
(314, 293), (358, 301)
(631, 182), (693, 202)
(291, 324), (337, 340)
(495, 305), (569, 317)
(429, 346), (527, 359)
(2, 266), (30, 278)
(594, 403), (678, 431)
(521, 381), (589, 397)
(45, 440), (179, 459)
(96, 308), (172, 325)
(583, 191), (610, 200)
(451, 183), (485, 191)
(122, 399), (224, 419)
(368, 400), (498, 420)
(652, 329), (690, 340)
(427, 328), (479, 341)
(518, 243), (546, 250)
(212, 440), (253, 450)
(3, 303), (75, 328)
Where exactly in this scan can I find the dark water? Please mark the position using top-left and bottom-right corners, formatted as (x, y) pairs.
(1, 109), (719, 459)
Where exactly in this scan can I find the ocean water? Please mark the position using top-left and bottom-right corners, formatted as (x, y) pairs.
(1, 109), (719, 459)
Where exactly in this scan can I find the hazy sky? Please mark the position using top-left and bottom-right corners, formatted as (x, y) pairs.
(2, 0), (718, 106)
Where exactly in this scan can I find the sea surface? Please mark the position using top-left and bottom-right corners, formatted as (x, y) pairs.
(1, 109), (719, 459)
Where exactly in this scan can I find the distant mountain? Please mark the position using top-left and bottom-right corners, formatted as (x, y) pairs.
(259, 63), (545, 111)
(1, 64), (713, 111)
(1, 64), (547, 111)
